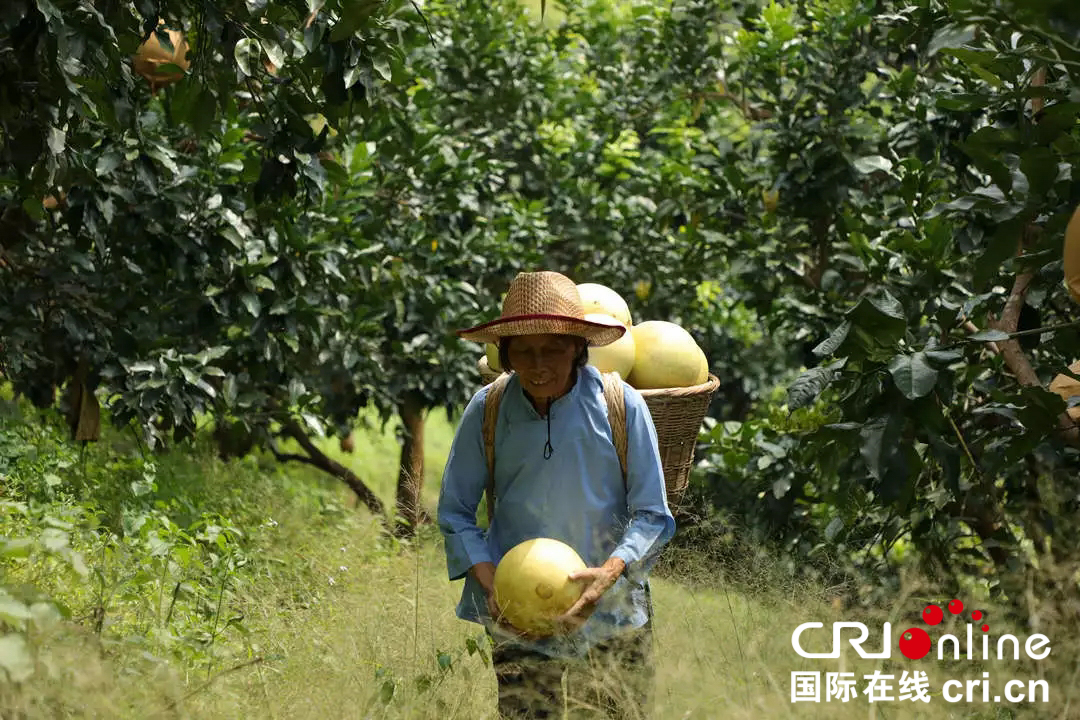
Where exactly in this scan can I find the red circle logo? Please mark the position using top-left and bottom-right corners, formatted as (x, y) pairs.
(899, 627), (932, 659)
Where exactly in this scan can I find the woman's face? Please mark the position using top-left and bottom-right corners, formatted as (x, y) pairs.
(506, 334), (582, 401)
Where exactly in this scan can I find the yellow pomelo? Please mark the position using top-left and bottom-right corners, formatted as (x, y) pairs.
(485, 342), (503, 372)
(576, 283), (633, 327)
(493, 538), (587, 636)
(583, 313), (635, 379)
(133, 21), (190, 92)
(1065, 203), (1080, 305)
(627, 320), (708, 389)
(1049, 360), (1080, 421)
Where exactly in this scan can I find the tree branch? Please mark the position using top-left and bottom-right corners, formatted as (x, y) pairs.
(274, 419), (387, 517)
(983, 64), (1079, 443)
(990, 270), (1040, 386)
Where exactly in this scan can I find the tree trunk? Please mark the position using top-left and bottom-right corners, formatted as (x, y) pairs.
(394, 391), (430, 536)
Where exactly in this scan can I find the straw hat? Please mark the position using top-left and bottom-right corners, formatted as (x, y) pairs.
(457, 271), (626, 347)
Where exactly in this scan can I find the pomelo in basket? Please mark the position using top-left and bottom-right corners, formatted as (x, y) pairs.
(577, 283), (633, 327)
(584, 313), (635, 379)
(1049, 360), (1080, 421)
(627, 320), (708, 389)
(493, 538), (587, 636)
(485, 342), (503, 373)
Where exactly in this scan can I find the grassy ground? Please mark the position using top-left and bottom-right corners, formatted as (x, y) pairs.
(1, 397), (1075, 719)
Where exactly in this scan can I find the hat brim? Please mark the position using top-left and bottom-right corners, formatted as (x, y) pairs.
(458, 313), (626, 347)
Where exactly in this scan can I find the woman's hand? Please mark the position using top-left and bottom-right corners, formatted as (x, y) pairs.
(486, 591), (538, 640)
(554, 556), (626, 634)
(472, 561), (539, 640)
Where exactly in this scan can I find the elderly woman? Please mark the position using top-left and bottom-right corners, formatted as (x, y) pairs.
(437, 271), (676, 719)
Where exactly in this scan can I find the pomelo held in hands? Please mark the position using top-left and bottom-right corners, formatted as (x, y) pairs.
(492, 538), (587, 636)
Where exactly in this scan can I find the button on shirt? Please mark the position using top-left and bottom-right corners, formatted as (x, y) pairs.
(437, 365), (676, 658)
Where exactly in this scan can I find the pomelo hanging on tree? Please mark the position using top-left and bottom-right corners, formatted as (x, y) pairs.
(1064, 202), (1080, 305)
(1049, 360), (1080, 421)
(133, 20), (190, 94)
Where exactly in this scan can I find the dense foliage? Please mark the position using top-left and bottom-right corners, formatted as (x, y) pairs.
(678, 0), (1080, 619)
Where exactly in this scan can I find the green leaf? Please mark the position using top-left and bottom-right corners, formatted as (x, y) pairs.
(379, 678), (395, 705)
(29, 602), (62, 632)
(96, 151), (123, 176)
(34, 0), (62, 22)
(223, 376), (238, 407)
(812, 320), (851, 358)
(180, 366), (201, 386)
(65, 550), (89, 578)
(47, 126), (65, 155)
(191, 88), (217, 138)
(234, 38), (261, 77)
(1020, 147), (1058, 202)
(261, 39), (286, 69)
(925, 349), (963, 365)
(41, 528), (69, 552)
(786, 360), (845, 411)
(0, 596), (32, 629)
(194, 346), (230, 364)
(968, 329), (1009, 342)
(373, 58), (392, 82)
(196, 379), (217, 397)
(859, 415), (903, 481)
(845, 290), (907, 349)
(241, 293), (262, 318)
(936, 93), (991, 111)
(852, 155), (893, 175)
(926, 24), (977, 56)
(888, 352), (939, 400)
(0, 634), (34, 683)
(253, 276), (276, 291)
(1, 539), (34, 559)
(301, 413), (325, 437)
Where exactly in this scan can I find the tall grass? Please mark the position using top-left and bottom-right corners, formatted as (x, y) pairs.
(1, 394), (1077, 719)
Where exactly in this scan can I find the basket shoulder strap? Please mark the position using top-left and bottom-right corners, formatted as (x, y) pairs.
(601, 372), (628, 493)
(483, 372), (512, 526)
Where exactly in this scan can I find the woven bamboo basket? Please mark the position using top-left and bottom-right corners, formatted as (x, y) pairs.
(476, 357), (719, 511)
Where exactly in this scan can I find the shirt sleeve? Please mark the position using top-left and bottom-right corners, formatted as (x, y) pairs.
(608, 383), (677, 584)
(436, 387), (494, 582)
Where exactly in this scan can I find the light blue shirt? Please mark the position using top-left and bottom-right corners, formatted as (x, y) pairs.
(436, 364), (676, 658)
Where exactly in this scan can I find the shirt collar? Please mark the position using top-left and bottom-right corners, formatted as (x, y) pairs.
(508, 365), (593, 421)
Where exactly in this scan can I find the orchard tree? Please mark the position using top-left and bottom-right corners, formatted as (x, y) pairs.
(0, 0), (425, 518)
(678, 0), (1080, 623)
